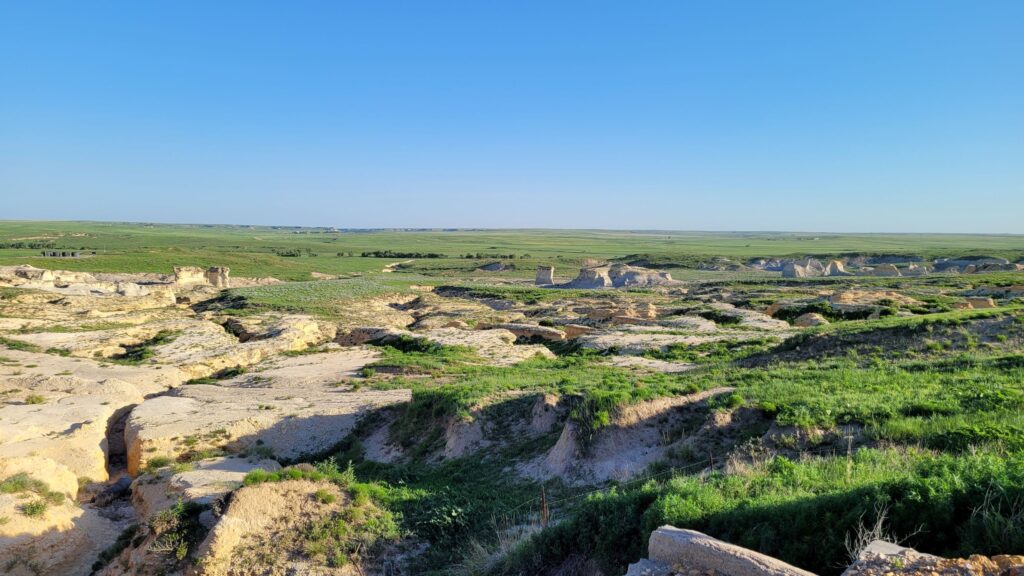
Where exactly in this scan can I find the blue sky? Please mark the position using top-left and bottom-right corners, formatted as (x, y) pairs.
(2, 1), (1022, 232)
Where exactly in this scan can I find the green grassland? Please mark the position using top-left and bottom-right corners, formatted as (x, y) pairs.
(0, 221), (1021, 281)
(342, 312), (1024, 575)
(4, 220), (1024, 574)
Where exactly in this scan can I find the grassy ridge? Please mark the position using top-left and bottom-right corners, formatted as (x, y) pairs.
(1, 221), (1022, 280)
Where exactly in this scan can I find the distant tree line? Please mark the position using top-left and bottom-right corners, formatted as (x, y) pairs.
(273, 248), (317, 257)
(0, 241), (57, 249)
(361, 250), (446, 258)
(461, 253), (530, 259)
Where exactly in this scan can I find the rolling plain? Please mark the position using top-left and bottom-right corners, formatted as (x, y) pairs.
(2, 222), (1024, 576)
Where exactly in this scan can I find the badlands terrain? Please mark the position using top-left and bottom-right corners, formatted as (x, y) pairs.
(2, 224), (1024, 576)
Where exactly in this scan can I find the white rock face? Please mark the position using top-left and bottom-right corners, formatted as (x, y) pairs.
(173, 265), (230, 288)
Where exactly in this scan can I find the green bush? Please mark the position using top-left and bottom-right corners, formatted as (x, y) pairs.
(20, 500), (48, 517)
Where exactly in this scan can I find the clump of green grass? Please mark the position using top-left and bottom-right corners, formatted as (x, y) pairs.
(144, 456), (174, 473)
(644, 337), (777, 364)
(314, 489), (337, 504)
(24, 394), (45, 404)
(0, 337), (41, 353)
(1, 473), (66, 518)
(19, 500), (48, 518)
(109, 329), (179, 364)
(149, 499), (208, 563)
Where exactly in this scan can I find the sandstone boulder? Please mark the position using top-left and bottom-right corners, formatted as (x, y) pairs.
(567, 266), (613, 288)
(967, 297), (997, 309)
(782, 263), (808, 278)
(562, 324), (596, 338)
(825, 260), (853, 276)
(871, 264), (902, 277)
(14, 265), (55, 282)
(794, 312), (829, 327)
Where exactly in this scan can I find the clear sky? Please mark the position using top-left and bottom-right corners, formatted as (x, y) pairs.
(2, 1), (1022, 232)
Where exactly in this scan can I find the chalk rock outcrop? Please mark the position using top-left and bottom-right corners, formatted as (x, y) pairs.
(782, 263), (809, 278)
(174, 266), (230, 288)
(341, 326), (554, 365)
(563, 264), (679, 289)
(568, 266), (613, 288)
(1, 486), (120, 576)
(14, 265), (55, 282)
(536, 266), (556, 285)
(825, 260), (853, 276)
(192, 480), (343, 576)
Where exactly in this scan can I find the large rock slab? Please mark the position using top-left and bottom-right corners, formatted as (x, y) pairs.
(0, 375), (146, 482)
(636, 526), (817, 576)
(123, 389), (405, 475)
